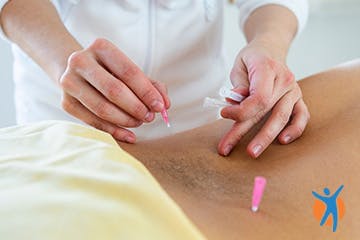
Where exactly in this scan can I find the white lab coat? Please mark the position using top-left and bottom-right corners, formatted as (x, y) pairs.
(0, 0), (308, 140)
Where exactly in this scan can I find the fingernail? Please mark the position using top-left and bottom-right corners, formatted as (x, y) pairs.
(220, 110), (228, 119)
(144, 112), (154, 122)
(284, 135), (292, 143)
(252, 144), (263, 157)
(125, 135), (135, 143)
(224, 145), (233, 156)
(151, 100), (164, 112)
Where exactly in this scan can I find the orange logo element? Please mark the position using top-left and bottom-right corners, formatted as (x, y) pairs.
(312, 185), (345, 232)
(313, 197), (345, 226)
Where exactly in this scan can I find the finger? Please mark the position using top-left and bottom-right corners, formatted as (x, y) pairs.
(271, 64), (296, 101)
(67, 51), (155, 122)
(61, 93), (137, 143)
(61, 73), (144, 128)
(278, 99), (310, 144)
(247, 59), (275, 101)
(247, 88), (301, 158)
(230, 57), (250, 96)
(217, 119), (254, 156)
(151, 80), (171, 109)
(89, 39), (165, 112)
(221, 62), (276, 122)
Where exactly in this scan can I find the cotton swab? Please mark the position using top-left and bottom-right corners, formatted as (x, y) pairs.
(251, 176), (267, 212)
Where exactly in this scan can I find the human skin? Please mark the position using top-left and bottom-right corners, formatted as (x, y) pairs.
(1, 1), (306, 157)
(120, 60), (360, 239)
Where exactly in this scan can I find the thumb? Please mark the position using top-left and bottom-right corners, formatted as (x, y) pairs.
(230, 60), (250, 97)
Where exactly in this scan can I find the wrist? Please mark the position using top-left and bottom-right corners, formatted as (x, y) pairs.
(52, 41), (83, 85)
(1, 0), (83, 85)
(243, 5), (298, 63)
(249, 35), (290, 63)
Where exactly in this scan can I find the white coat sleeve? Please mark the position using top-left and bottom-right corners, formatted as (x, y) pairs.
(236, 0), (308, 36)
(0, 0), (10, 41)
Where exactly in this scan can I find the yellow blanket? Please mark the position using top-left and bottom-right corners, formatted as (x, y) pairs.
(0, 121), (205, 240)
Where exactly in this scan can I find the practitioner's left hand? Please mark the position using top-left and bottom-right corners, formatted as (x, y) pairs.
(218, 40), (310, 158)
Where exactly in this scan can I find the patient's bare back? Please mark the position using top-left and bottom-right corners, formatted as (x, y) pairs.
(121, 60), (360, 239)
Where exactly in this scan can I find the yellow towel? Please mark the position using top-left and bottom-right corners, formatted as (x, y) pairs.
(0, 121), (205, 240)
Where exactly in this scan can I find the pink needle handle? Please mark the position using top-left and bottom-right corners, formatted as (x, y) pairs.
(161, 109), (171, 128)
(251, 176), (267, 212)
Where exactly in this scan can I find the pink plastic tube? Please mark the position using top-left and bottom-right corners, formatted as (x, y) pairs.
(161, 109), (171, 128)
(251, 176), (267, 212)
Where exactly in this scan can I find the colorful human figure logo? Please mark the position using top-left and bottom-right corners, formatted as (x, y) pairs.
(312, 185), (345, 232)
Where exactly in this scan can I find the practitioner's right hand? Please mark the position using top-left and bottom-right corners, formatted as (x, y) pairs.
(59, 38), (170, 143)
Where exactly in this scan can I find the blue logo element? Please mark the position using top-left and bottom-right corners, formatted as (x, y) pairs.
(312, 185), (344, 232)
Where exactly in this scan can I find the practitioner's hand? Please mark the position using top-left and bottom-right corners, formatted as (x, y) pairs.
(218, 40), (310, 158)
(59, 38), (170, 143)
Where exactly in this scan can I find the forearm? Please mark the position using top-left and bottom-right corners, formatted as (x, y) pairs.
(0, 0), (82, 83)
(243, 4), (298, 62)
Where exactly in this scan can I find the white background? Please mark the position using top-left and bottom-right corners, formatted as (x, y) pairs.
(1, 0), (359, 127)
